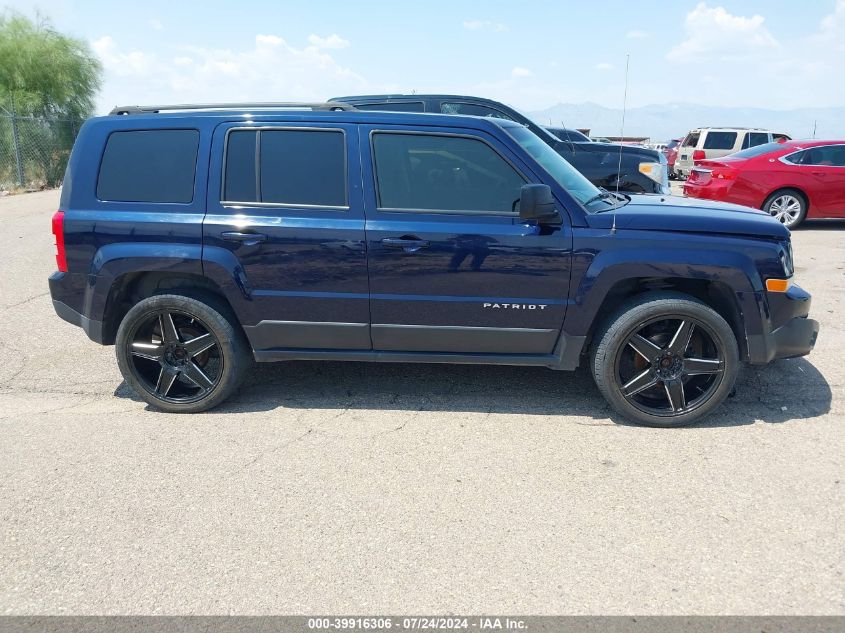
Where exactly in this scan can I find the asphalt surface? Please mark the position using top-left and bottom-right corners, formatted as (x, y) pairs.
(0, 189), (843, 615)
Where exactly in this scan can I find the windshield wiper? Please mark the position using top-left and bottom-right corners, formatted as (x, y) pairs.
(584, 188), (614, 206)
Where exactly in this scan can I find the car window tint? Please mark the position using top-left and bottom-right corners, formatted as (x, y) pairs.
(749, 132), (770, 147)
(223, 130), (257, 201)
(372, 133), (525, 213)
(731, 142), (781, 159)
(259, 130), (346, 206)
(440, 102), (514, 121)
(97, 129), (199, 203)
(682, 132), (700, 147)
(801, 145), (845, 167)
(354, 102), (425, 112)
(783, 150), (806, 164)
(703, 131), (737, 150)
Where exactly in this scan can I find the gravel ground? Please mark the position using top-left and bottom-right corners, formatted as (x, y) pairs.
(0, 189), (842, 614)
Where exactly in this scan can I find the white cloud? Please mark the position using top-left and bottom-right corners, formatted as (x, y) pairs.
(511, 66), (533, 78)
(148, 19), (163, 31)
(596, 62), (613, 71)
(463, 20), (508, 32)
(667, 2), (778, 62)
(662, 1), (845, 109)
(307, 33), (350, 50)
(626, 30), (649, 39)
(91, 33), (371, 114)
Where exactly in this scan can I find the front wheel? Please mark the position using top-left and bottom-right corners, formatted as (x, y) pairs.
(591, 293), (739, 427)
(763, 189), (807, 229)
(116, 294), (252, 413)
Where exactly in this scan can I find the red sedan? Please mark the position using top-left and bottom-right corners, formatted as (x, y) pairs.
(683, 140), (845, 228)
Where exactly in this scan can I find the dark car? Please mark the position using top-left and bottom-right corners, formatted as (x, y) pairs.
(331, 94), (668, 195)
(545, 127), (591, 143)
(49, 102), (817, 427)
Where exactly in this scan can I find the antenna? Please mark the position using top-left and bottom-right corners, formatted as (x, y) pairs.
(612, 53), (630, 234)
(812, 119), (817, 139)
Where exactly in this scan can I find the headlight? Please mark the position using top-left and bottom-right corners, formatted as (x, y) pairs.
(639, 161), (666, 184)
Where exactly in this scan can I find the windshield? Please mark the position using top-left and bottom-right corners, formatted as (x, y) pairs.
(728, 142), (783, 159)
(505, 125), (603, 207)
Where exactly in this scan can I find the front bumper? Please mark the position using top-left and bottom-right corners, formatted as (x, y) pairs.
(745, 284), (819, 364)
(767, 315), (819, 360)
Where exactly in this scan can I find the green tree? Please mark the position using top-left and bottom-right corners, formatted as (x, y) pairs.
(0, 12), (101, 187)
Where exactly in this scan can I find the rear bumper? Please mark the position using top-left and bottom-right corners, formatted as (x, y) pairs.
(683, 180), (733, 201)
(49, 271), (106, 344)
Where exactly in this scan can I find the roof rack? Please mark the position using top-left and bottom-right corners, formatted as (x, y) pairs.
(109, 102), (356, 115)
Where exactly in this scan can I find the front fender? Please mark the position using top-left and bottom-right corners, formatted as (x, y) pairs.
(564, 234), (764, 338)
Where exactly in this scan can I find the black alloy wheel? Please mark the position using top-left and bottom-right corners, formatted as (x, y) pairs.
(116, 294), (252, 412)
(616, 316), (724, 417)
(127, 310), (223, 403)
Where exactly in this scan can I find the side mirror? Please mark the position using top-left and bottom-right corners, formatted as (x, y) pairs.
(519, 184), (559, 223)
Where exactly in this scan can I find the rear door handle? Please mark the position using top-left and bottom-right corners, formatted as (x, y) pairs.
(221, 231), (268, 246)
(812, 171), (827, 177)
(381, 237), (430, 252)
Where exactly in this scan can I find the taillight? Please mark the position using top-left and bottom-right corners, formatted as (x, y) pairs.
(692, 149), (706, 162)
(52, 210), (67, 272)
(711, 166), (738, 180)
(688, 168), (711, 184)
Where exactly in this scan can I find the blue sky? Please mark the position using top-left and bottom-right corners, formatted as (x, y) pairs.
(8, 0), (845, 115)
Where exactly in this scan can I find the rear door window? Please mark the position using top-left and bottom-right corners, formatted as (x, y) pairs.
(222, 128), (347, 207)
(371, 132), (525, 213)
(797, 146), (845, 167)
(97, 129), (199, 203)
(702, 131), (737, 150)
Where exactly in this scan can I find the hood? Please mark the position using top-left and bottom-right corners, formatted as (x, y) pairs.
(585, 194), (789, 239)
(565, 141), (661, 161)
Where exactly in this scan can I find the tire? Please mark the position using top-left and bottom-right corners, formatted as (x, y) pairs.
(763, 188), (807, 229)
(116, 294), (252, 413)
(591, 292), (739, 427)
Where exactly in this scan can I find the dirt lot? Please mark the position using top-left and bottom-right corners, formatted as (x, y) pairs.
(0, 189), (843, 614)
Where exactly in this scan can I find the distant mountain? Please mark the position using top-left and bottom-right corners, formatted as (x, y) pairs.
(527, 102), (845, 142)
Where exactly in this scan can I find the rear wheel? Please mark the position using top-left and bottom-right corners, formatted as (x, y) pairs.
(116, 294), (252, 412)
(591, 293), (739, 427)
(763, 189), (807, 229)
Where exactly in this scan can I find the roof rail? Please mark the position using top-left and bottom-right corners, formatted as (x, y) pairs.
(109, 102), (357, 115)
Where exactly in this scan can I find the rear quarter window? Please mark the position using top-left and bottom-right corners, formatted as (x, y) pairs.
(682, 132), (700, 147)
(702, 131), (738, 150)
(97, 129), (199, 203)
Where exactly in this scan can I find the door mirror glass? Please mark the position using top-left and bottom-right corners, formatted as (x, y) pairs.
(519, 184), (559, 223)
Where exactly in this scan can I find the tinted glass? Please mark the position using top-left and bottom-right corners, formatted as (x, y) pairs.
(703, 131), (737, 150)
(730, 142), (781, 159)
(798, 145), (845, 167)
(505, 125), (600, 206)
(97, 129), (199, 203)
(355, 102), (425, 112)
(259, 130), (346, 206)
(748, 132), (770, 147)
(682, 132), (700, 147)
(223, 130), (257, 201)
(547, 127), (591, 142)
(373, 133), (525, 213)
(440, 102), (514, 121)
(783, 150), (806, 164)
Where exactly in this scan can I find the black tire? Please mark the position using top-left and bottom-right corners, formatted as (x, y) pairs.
(763, 188), (807, 229)
(116, 294), (252, 413)
(591, 292), (739, 427)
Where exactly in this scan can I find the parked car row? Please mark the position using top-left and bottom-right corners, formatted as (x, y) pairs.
(683, 140), (845, 228)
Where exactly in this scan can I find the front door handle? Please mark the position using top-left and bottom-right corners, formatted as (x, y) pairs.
(381, 237), (430, 252)
(221, 231), (268, 246)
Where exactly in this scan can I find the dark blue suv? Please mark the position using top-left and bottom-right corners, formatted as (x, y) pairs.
(48, 103), (819, 426)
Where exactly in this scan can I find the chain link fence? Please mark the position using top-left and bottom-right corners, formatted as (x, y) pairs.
(0, 112), (82, 191)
